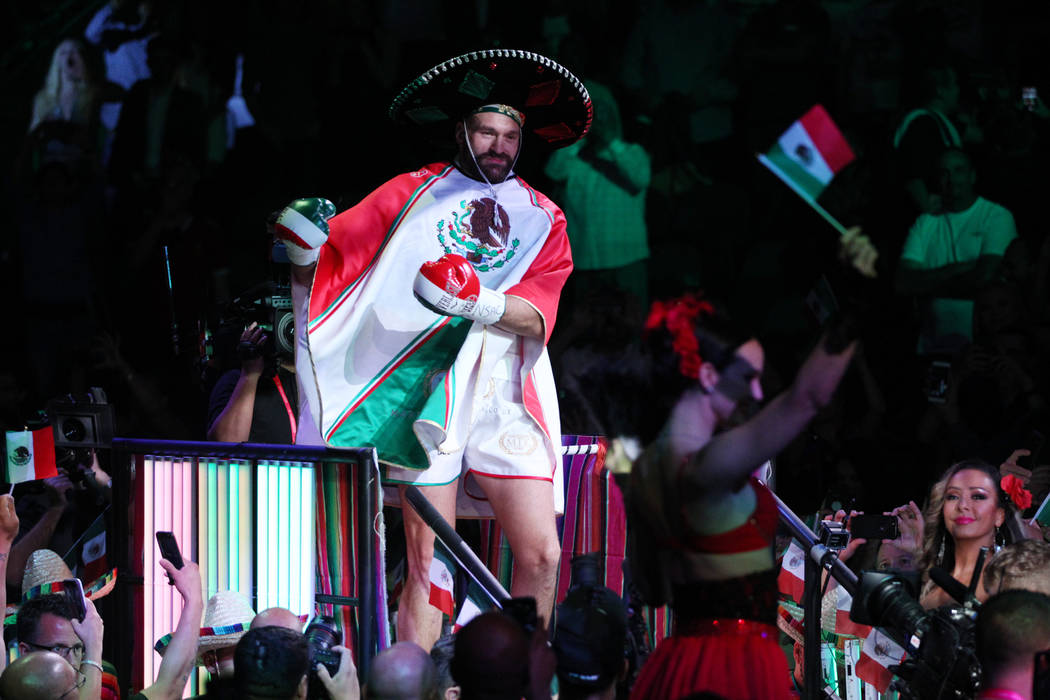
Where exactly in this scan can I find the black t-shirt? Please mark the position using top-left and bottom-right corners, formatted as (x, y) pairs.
(207, 366), (298, 444)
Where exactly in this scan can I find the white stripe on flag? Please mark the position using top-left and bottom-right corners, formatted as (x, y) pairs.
(454, 596), (483, 631)
(834, 587), (871, 639)
(4, 430), (33, 484)
(428, 555), (454, 617)
(777, 540), (807, 604)
(856, 627), (906, 692)
(777, 121), (835, 187)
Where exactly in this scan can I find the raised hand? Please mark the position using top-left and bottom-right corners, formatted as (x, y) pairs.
(839, 226), (878, 279)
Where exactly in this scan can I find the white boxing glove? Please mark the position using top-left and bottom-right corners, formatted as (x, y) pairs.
(413, 254), (506, 324)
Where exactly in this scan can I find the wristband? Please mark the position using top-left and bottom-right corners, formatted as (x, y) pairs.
(469, 286), (506, 325)
(81, 659), (104, 673)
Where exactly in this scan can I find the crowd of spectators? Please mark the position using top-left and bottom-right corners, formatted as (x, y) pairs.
(3, 0), (1050, 698)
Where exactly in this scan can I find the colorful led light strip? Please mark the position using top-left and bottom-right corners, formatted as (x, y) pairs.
(138, 455), (316, 696)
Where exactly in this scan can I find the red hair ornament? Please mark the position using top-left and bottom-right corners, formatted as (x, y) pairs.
(1000, 473), (1032, 510)
(644, 294), (715, 379)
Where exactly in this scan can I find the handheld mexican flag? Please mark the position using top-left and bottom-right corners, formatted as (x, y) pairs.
(777, 539), (807, 605)
(428, 545), (457, 619)
(4, 427), (58, 484)
(758, 104), (855, 235)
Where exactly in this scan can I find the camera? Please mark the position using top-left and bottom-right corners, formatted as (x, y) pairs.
(304, 615), (342, 698)
(46, 388), (113, 489)
(818, 519), (850, 551)
(203, 282), (293, 374)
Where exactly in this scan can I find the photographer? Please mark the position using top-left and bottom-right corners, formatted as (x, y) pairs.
(207, 322), (297, 443)
(233, 626), (358, 700)
(551, 583), (630, 700)
(6, 448), (111, 593)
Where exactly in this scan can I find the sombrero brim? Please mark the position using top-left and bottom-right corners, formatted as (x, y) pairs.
(154, 621), (251, 661)
(5, 568), (118, 626)
(389, 49), (593, 147)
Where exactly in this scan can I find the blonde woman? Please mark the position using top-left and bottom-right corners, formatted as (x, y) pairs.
(29, 39), (101, 133)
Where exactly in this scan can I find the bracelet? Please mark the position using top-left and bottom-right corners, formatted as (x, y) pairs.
(81, 659), (104, 673)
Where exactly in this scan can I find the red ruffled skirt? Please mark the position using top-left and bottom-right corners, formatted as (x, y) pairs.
(630, 619), (794, 700)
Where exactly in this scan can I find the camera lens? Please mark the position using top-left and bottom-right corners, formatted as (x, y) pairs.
(305, 616), (339, 653)
(62, 417), (87, 443)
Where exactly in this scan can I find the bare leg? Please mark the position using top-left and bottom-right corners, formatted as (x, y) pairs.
(397, 481), (459, 650)
(473, 475), (561, 624)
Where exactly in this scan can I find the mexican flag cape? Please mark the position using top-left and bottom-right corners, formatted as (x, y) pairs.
(294, 162), (571, 516)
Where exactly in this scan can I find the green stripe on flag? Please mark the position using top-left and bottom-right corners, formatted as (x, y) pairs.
(764, 143), (826, 202)
(328, 318), (470, 469)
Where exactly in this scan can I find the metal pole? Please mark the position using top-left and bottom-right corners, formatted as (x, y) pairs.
(403, 486), (511, 606)
(802, 553), (823, 700)
(356, 451), (375, 682)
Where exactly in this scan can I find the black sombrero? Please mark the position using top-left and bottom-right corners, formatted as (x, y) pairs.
(389, 49), (593, 148)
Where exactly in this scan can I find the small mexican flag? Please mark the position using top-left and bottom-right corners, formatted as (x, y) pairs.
(777, 539), (807, 605)
(759, 104), (855, 204)
(428, 546), (456, 619)
(856, 627), (907, 692)
(4, 427), (58, 484)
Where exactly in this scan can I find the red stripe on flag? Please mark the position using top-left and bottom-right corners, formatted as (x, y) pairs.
(429, 584), (454, 618)
(799, 105), (855, 174)
(855, 652), (894, 693)
(32, 427), (58, 480)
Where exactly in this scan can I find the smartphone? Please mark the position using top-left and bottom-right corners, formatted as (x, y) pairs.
(1023, 86), (1038, 111)
(924, 360), (951, 404)
(156, 531), (184, 569)
(850, 514), (900, 541)
(64, 578), (87, 622)
(503, 596), (538, 635)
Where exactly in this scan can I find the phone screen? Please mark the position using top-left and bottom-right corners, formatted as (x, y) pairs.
(64, 578), (86, 622)
(156, 531), (184, 569)
(850, 514), (900, 541)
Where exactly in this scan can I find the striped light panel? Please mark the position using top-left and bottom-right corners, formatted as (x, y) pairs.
(138, 456), (315, 697)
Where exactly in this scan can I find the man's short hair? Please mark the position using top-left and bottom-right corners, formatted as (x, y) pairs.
(234, 626), (310, 700)
(984, 539), (1050, 596)
(976, 589), (1050, 682)
(451, 612), (528, 700)
(16, 594), (75, 643)
(430, 634), (457, 696)
(552, 584), (628, 697)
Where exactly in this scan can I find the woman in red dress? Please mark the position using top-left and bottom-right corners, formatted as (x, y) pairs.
(629, 294), (856, 700)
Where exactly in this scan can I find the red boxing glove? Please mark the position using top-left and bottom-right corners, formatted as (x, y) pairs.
(413, 254), (506, 324)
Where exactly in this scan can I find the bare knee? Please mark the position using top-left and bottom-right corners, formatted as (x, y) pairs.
(514, 535), (561, 575)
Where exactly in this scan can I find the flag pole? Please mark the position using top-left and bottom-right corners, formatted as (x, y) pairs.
(757, 153), (852, 237)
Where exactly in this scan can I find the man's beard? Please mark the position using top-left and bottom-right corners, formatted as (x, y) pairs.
(458, 145), (513, 183)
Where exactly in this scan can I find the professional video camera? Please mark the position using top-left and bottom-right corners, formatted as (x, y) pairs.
(773, 490), (983, 700)
(46, 387), (114, 474)
(850, 565), (983, 699)
(203, 281), (294, 376)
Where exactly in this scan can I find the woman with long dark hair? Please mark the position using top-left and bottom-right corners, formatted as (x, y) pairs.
(628, 293), (856, 700)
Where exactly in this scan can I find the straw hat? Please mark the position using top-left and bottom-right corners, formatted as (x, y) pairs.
(21, 549), (115, 603)
(154, 590), (255, 659)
